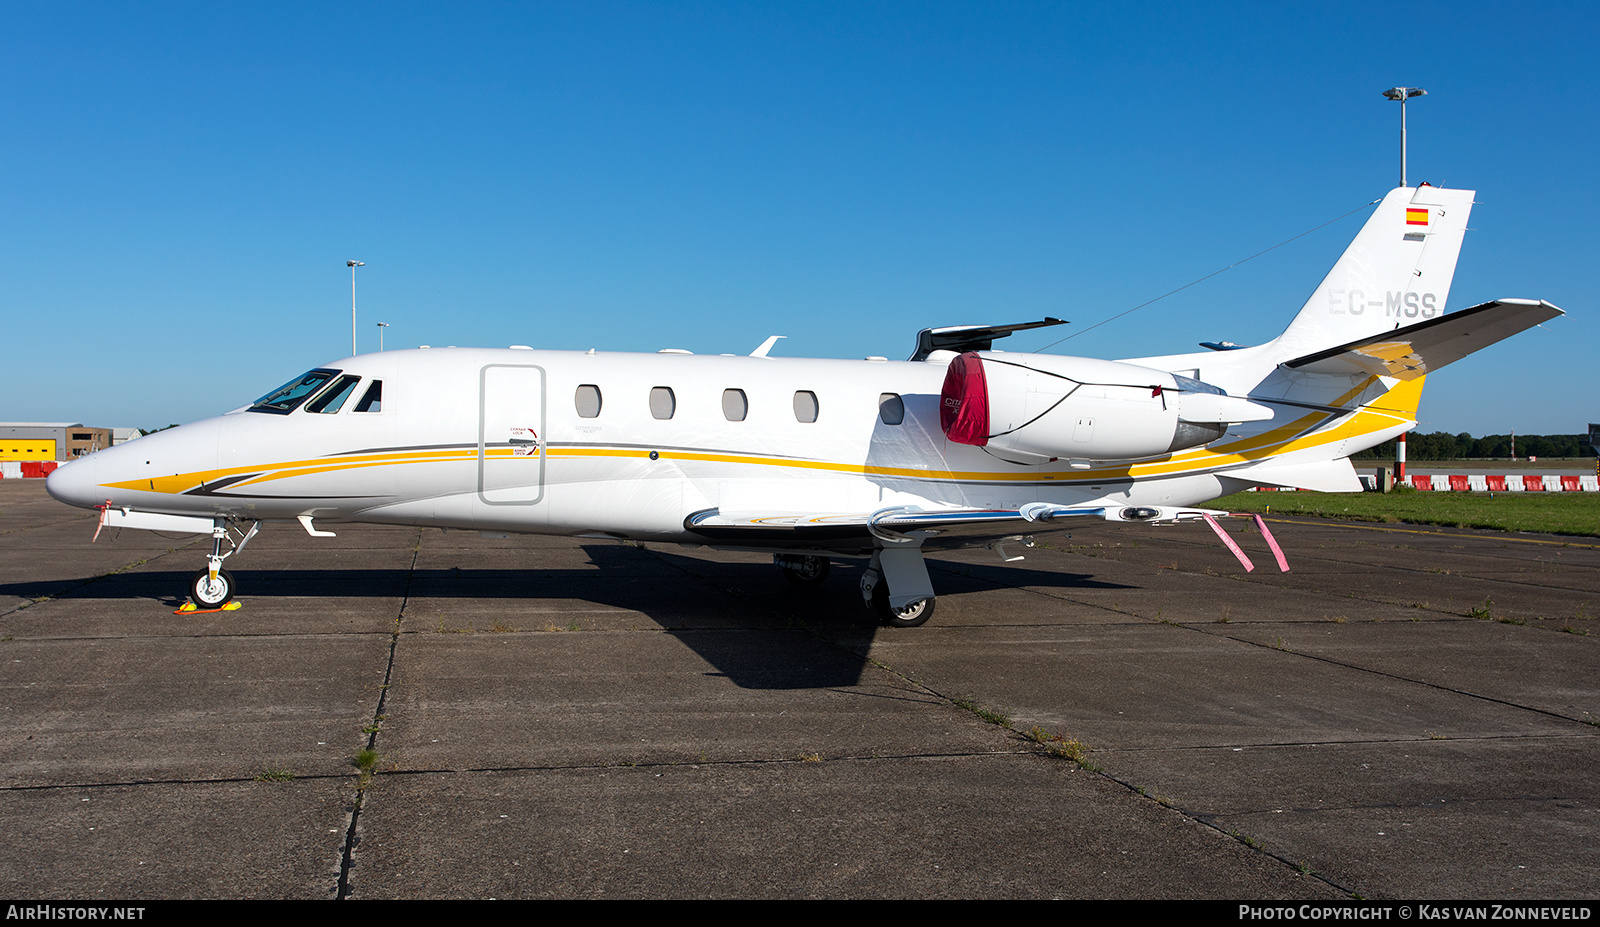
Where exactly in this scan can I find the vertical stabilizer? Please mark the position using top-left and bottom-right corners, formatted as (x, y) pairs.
(1271, 185), (1474, 360)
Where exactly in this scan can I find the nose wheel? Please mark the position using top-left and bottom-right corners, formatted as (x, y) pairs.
(189, 568), (236, 608)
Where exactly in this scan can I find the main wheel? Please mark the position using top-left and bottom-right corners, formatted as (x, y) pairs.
(873, 584), (935, 628)
(776, 555), (830, 587)
(189, 568), (235, 608)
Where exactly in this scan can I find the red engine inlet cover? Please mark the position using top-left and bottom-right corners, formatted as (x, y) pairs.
(939, 351), (991, 446)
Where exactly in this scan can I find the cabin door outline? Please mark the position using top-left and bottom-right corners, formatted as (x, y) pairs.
(477, 364), (547, 505)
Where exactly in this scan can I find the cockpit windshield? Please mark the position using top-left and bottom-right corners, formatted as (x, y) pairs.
(248, 369), (341, 415)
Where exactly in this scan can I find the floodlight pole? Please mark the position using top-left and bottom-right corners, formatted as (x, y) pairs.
(1382, 87), (1427, 187)
(347, 260), (365, 355)
(377, 321), (389, 351)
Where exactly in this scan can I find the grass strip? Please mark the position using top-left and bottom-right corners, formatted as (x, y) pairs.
(1213, 488), (1600, 538)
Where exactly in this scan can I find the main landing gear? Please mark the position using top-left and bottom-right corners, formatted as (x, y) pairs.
(870, 583), (935, 628)
(772, 550), (937, 628)
(774, 554), (831, 587)
(861, 547), (937, 628)
(188, 517), (259, 608)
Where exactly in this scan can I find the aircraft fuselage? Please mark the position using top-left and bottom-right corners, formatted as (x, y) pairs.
(47, 346), (1249, 547)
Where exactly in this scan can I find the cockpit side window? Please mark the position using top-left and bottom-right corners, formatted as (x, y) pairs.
(306, 375), (362, 414)
(353, 380), (383, 413)
(248, 369), (341, 415)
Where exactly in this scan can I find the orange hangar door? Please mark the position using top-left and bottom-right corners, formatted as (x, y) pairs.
(478, 364), (547, 506)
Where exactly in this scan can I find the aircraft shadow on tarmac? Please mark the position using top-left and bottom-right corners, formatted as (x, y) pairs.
(1, 543), (1131, 690)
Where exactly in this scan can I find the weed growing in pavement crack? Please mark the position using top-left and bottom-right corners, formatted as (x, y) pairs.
(953, 695), (1011, 728)
(1025, 727), (1099, 771)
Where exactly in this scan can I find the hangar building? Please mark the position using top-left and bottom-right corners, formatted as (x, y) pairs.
(0, 423), (115, 462)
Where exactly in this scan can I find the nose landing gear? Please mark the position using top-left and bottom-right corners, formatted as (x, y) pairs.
(186, 517), (259, 609)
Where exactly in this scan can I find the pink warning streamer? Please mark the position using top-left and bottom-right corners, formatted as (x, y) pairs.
(1202, 514), (1254, 572)
(1253, 515), (1290, 572)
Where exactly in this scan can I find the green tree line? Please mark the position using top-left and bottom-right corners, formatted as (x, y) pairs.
(1353, 432), (1596, 460)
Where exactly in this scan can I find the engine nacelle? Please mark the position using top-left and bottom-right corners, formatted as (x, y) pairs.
(939, 352), (1272, 463)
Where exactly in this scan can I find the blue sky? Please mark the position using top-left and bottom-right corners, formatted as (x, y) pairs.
(4, 1), (1594, 435)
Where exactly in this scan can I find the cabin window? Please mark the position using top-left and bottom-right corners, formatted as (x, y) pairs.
(353, 380), (383, 413)
(649, 386), (676, 420)
(722, 389), (748, 422)
(575, 384), (602, 418)
(878, 393), (904, 425)
(793, 390), (819, 423)
(306, 375), (362, 414)
(249, 368), (341, 415)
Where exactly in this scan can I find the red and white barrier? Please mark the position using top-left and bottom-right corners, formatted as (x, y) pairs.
(1259, 470), (1600, 492)
(0, 461), (59, 479)
(1411, 471), (1597, 492)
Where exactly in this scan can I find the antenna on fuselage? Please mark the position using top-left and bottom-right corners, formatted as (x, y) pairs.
(750, 335), (786, 357)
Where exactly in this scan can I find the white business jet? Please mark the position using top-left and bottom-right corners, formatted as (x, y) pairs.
(47, 184), (1561, 626)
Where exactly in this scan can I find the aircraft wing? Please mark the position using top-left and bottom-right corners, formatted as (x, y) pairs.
(1283, 299), (1562, 380)
(684, 503), (1226, 550)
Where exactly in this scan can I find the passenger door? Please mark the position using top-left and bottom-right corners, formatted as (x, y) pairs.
(478, 364), (546, 505)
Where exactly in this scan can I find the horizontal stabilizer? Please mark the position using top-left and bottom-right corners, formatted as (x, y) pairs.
(1284, 299), (1563, 380)
(910, 318), (1067, 361)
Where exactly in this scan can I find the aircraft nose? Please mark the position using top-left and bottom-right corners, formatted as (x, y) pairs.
(45, 456), (103, 511)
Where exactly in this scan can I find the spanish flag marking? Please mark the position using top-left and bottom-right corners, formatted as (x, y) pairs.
(1405, 207), (1430, 226)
